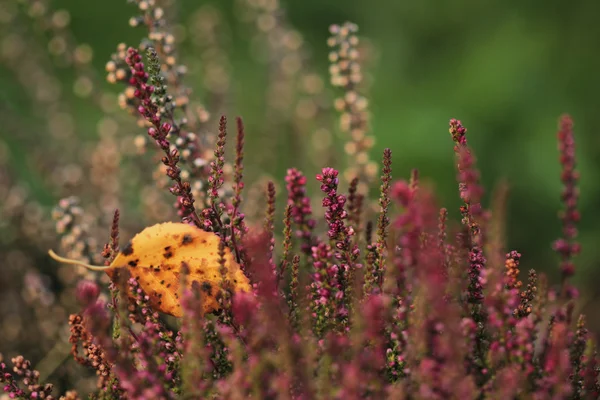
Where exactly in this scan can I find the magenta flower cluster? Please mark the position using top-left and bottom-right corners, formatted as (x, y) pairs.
(2, 114), (596, 400)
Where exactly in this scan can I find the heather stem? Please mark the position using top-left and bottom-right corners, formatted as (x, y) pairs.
(347, 177), (364, 242)
(278, 205), (293, 289)
(265, 181), (276, 275)
(102, 209), (120, 264)
(448, 118), (489, 384)
(288, 254), (300, 330)
(230, 117), (246, 263)
(125, 47), (201, 227)
(317, 167), (360, 330)
(438, 208), (448, 269)
(375, 148), (392, 280)
(553, 115), (580, 299)
(285, 168), (318, 256)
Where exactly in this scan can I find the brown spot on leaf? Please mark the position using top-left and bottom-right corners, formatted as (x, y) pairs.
(201, 281), (212, 293)
(122, 242), (134, 256)
(128, 259), (139, 267)
(182, 234), (194, 245)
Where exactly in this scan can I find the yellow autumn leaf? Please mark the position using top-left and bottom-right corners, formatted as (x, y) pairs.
(49, 222), (251, 317)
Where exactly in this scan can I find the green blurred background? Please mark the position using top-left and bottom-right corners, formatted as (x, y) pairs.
(2, 0), (600, 305)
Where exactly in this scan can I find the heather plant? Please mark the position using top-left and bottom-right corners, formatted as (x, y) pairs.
(1, 1), (599, 400)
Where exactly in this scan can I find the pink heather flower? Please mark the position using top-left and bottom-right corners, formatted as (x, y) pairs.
(316, 167), (360, 328)
(391, 180), (413, 208)
(285, 168), (318, 254)
(75, 280), (100, 307)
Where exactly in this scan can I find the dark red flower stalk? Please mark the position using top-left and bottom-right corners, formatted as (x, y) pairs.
(77, 296), (138, 395)
(234, 232), (316, 398)
(409, 168), (419, 193)
(265, 181), (277, 276)
(569, 315), (588, 398)
(228, 117), (247, 263)
(340, 294), (388, 398)
(534, 323), (573, 398)
(408, 191), (476, 398)
(515, 269), (537, 319)
(536, 315), (557, 384)
(204, 319), (234, 379)
(102, 209), (120, 264)
(583, 350), (600, 398)
(347, 177), (364, 242)
(365, 220), (373, 244)
(553, 115), (581, 298)
(127, 283), (181, 387)
(132, 321), (178, 399)
(126, 276), (161, 325)
(200, 115), (228, 234)
(180, 277), (212, 397)
(317, 167), (360, 329)
(385, 179), (418, 301)
(244, 230), (278, 301)
(278, 205), (293, 289)
(362, 247), (378, 296)
(384, 181), (431, 380)
(143, 42), (208, 181)
(467, 245), (487, 305)
(485, 253), (538, 382)
(310, 241), (337, 336)
(285, 168), (318, 255)
(449, 119), (485, 235)
(485, 289), (516, 369)
(449, 118), (489, 384)
(438, 208), (449, 269)
(217, 239), (234, 326)
(389, 179), (419, 294)
(209, 116), (227, 202)
(288, 254), (301, 330)
(215, 323), (252, 398)
(125, 47), (201, 227)
(511, 318), (537, 377)
(375, 148), (392, 281)
(110, 277), (181, 398)
(485, 366), (524, 398)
